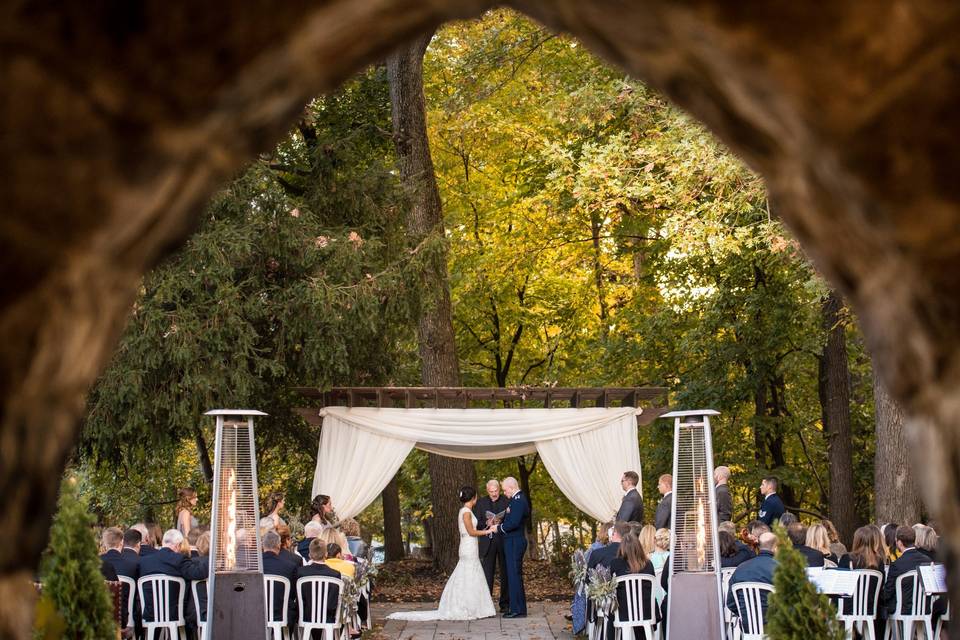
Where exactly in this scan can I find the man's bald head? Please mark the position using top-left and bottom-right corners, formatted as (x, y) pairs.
(758, 532), (778, 552)
(502, 477), (519, 497)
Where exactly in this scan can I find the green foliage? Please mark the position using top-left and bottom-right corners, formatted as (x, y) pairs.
(79, 68), (421, 524)
(36, 476), (115, 640)
(767, 525), (845, 640)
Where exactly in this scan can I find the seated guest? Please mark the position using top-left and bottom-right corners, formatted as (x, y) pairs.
(139, 529), (208, 624)
(881, 523), (900, 563)
(192, 532), (211, 625)
(101, 527), (136, 576)
(131, 523), (157, 556)
(650, 528), (670, 572)
(298, 539), (342, 631)
(787, 523), (824, 567)
(276, 523), (301, 568)
(740, 520), (770, 554)
(821, 519), (847, 558)
(727, 532), (778, 619)
(318, 525), (352, 561)
(121, 528), (143, 569)
(340, 518), (367, 559)
(806, 523), (839, 564)
(589, 521), (631, 570)
(883, 526), (933, 616)
(187, 527), (202, 557)
(324, 543), (355, 578)
(298, 521), (323, 563)
(608, 532), (656, 637)
(913, 524), (939, 556)
(720, 530), (754, 568)
(97, 528), (121, 581)
(638, 525), (657, 557)
(839, 525), (886, 638)
(779, 512), (798, 527)
(263, 530), (298, 627)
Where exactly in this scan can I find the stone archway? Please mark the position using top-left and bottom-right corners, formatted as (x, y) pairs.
(3, 1), (960, 636)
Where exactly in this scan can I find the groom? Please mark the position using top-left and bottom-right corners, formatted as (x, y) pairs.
(497, 477), (530, 618)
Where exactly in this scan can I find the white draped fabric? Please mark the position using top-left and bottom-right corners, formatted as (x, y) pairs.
(311, 406), (643, 522)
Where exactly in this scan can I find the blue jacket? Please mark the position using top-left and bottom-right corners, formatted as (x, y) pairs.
(500, 491), (530, 540)
(758, 493), (785, 526)
(727, 550), (777, 616)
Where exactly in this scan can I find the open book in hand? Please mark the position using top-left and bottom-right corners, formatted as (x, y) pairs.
(485, 510), (507, 523)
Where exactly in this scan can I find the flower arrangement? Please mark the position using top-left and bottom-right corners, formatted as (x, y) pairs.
(339, 576), (361, 628)
(586, 565), (618, 617)
(354, 556), (377, 593)
(570, 549), (588, 595)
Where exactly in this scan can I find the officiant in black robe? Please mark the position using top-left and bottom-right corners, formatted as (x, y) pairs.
(474, 479), (511, 612)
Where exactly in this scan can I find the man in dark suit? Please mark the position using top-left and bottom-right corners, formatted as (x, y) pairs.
(757, 476), (785, 526)
(654, 474), (673, 529)
(497, 477), (530, 618)
(263, 530), (299, 628)
(617, 471), (644, 524)
(714, 466), (733, 523)
(474, 478), (510, 612)
(884, 525), (935, 615)
(139, 529), (208, 624)
(727, 532), (779, 620)
(588, 521), (630, 571)
(297, 538), (342, 630)
(100, 527), (137, 627)
(786, 523), (825, 567)
(120, 528), (143, 570)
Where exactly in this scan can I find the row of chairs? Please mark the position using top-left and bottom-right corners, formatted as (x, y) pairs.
(117, 574), (347, 640)
(586, 574), (659, 640)
(723, 566), (950, 640)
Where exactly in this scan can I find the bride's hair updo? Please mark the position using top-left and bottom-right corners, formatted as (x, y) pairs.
(458, 486), (477, 503)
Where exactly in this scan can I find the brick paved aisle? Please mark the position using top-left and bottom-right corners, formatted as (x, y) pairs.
(367, 601), (576, 640)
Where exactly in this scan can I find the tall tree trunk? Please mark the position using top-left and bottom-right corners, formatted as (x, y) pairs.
(381, 475), (405, 562)
(388, 32), (474, 574)
(818, 291), (858, 545)
(874, 370), (922, 525)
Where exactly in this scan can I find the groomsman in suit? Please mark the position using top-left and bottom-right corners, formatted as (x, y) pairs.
(617, 471), (644, 523)
(654, 474), (673, 529)
(474, 479), (511, 612)
(497, 477), (530, 618)
(757, 476), (785, 526)
(714, 466), (733, 523)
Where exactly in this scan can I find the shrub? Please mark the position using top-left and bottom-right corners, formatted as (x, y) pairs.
(35, 475), (115, 639)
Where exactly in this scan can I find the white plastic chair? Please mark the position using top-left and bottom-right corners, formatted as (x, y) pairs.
(730, 582), (774, 640)
(192, 579), (208, 640)
(612, 574), (658, 640)
(721, 568), (740, 640)
(117, 575), (136, 632)
(885, 570), (935, 640)
(265, 575), (291, 640)
(836, 569), (883, 640)
(935, 598), (950, 639)
(138, 575), (187, 640)
(297, 576), (343, 640)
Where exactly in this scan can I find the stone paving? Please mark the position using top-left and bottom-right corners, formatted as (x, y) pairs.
(369, 601), (576, 640)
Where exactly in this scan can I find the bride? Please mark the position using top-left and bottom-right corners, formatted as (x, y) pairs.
(387, 486), (498, 621)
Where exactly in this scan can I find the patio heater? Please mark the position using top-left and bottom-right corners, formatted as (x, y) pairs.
(206, 409), (268, 640)
(662, 410), (725, 640)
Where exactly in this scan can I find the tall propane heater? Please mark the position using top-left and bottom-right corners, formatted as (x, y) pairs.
(205, 409), (268, 640)
(662, 410), (725, 640)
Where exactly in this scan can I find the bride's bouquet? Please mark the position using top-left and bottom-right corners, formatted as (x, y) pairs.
(586, 565), (618, 617)
(570, 549), (588, 595)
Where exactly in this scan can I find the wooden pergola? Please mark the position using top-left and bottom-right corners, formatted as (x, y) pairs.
(293, 386), (671, 426)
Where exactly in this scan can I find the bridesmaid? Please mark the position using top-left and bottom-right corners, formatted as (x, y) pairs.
(263, 491), (286, 528)
(175, 487), (199, 538)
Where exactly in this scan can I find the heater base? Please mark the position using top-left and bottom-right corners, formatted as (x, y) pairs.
(210, 570), (268, 640)
(666, 572), (724, 640)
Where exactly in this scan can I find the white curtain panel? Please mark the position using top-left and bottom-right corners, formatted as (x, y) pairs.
(311, 406), (643, 520)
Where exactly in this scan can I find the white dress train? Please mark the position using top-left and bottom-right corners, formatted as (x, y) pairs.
(387, 507), (496, 621)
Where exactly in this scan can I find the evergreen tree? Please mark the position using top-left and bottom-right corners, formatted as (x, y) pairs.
(36, 476), (115, 639)
(767, 524), (845, 640)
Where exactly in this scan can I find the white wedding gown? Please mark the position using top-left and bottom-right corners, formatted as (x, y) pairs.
(387, 507), (496, 621)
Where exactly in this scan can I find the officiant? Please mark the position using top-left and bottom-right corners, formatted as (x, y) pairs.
(473, 478), (511, 612)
